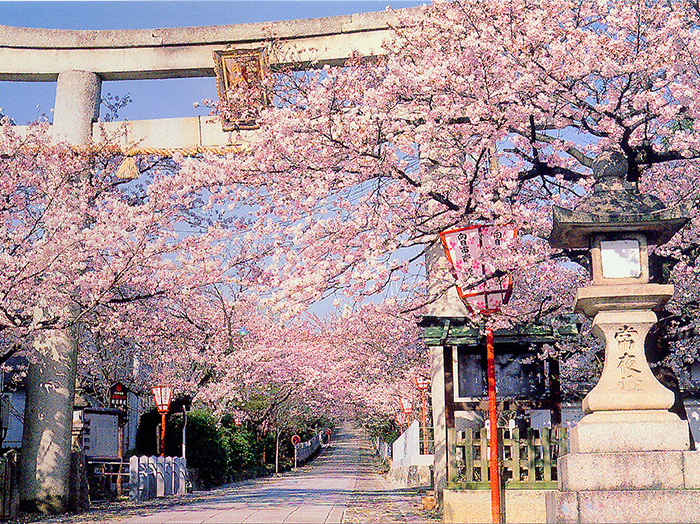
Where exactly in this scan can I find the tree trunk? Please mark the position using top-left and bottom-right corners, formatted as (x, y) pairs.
(19, 318), (78, 514)
(275, 427), (280, 474)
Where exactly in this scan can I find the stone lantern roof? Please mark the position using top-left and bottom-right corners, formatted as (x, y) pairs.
(549, 151), (690, 249)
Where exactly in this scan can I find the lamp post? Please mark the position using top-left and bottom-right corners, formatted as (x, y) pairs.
(151, 385), (172, 457)
(397, 397), (413, 429)
(415, 376), (430, 454)
(441, 224), (515, 524)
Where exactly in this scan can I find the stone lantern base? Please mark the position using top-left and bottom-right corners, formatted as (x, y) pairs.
(546, 411), (700, 523)
(569, 409), (691, 454)
(546, 285), (700, 523)
(546, 483), (700, 523)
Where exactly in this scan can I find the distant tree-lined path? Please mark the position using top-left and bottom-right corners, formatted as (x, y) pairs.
(34, 423), (435, 524)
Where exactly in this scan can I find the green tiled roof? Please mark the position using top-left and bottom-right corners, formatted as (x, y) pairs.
(422, 317), (578, 346)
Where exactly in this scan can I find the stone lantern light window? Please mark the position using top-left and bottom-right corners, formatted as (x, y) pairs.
(591, 233), (648, 285)
(600, 240), (640, 277)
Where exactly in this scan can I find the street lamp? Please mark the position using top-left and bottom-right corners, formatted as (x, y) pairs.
(151, 385), (172, 457)
(397, 397), (413, 428)
(441, 224), (515, 524)
(415, 376), (430, 455)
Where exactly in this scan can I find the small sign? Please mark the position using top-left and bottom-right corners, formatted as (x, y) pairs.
(109, 383), (128, 412)
(439, 224), (516, 314)
(291, 435), (301, 445)
(326, 429), (332, 436)
(213, 48), (270, 131)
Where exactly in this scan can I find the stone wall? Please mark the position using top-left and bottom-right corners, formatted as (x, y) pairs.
(388, 464), (432, 488)
(389, 420), (434, 488)
(444, 488), (553, 524)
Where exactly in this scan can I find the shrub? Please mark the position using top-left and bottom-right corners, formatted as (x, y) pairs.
(221, 424), (256, 472)
(179, 409), (228, 488)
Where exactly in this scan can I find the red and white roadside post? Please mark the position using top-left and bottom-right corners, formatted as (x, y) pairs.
(109, 383), (128, 496)
(440, 224), (515, 524)
(151, 385), (173, 457)
(291, 434), (301, 470)
(415, 376), (431, 455)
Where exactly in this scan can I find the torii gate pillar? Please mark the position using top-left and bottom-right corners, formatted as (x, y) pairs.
(18, 71), (100, 514)
(54, 70), (102, 144)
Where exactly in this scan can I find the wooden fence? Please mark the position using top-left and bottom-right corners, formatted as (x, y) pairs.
(448, 426), (567, 490)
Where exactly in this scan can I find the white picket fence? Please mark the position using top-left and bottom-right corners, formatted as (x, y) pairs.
(129, 456), (187, 501)
(294, 429), (330, 463)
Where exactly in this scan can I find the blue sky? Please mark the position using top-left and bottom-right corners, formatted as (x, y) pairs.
(0, 1), (425, 123)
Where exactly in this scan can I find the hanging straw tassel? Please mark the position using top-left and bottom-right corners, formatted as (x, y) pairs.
(115, 156), (139, 180)
(112, 144), (247, 179)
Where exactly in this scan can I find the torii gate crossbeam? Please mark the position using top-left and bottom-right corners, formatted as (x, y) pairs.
(0, 10), (407, 81)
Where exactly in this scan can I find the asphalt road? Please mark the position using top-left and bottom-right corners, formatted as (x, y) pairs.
(38, 423), (435, 524)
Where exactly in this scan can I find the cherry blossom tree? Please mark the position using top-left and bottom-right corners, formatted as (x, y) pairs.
(128, 286), (425, 424)
(181, 0), (700, 394)
(0, 121), (264, 378)
(0, 116), (420, 434)
(10, 0), (700, 449)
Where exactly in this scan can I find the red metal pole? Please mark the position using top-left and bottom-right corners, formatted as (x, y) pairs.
(421, 389), (428, 454)
(161, 413), (166, 457)
(487, 328), (501, 523)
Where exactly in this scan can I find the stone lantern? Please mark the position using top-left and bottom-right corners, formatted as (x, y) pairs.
(546, 151), (700, 523)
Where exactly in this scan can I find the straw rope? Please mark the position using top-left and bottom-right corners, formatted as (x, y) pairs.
(111, 144), (246, 179)
(123, 145), (245, 157)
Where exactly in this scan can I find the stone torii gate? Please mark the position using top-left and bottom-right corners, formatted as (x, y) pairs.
(0, 9), (407, 513)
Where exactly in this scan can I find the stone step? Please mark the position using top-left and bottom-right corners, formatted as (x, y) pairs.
(546, 489), (700, 523)
(558, 450), (700, 491)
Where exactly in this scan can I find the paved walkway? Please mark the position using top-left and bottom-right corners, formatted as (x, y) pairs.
(33, 423), (437, 524)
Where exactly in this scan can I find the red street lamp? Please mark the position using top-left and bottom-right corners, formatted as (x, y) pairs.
(415, 376), (430, 455)
(396, 397), (413, 428)
(151, 385), (172, 457)
(398, 397), (413, 416)
(441, 224), (516, 524)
